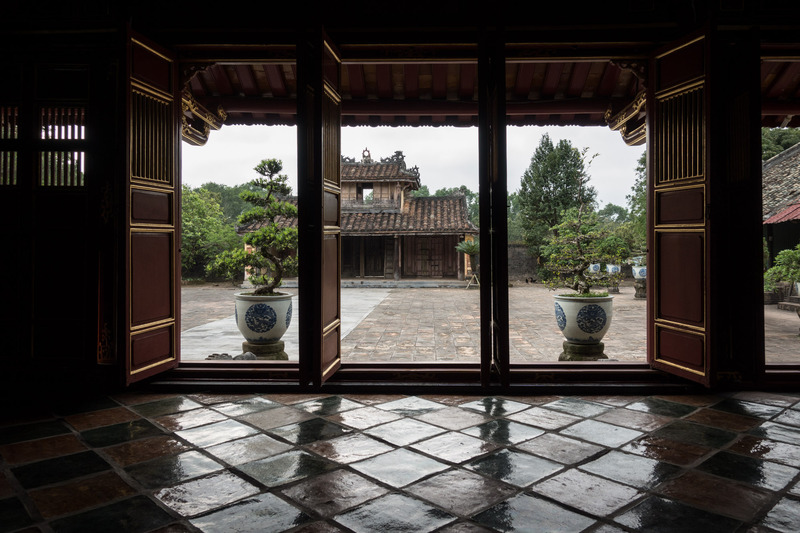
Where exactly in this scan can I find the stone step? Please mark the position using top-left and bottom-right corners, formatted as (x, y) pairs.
(777, 301), (800, 313)
(787, 295), (800, 304)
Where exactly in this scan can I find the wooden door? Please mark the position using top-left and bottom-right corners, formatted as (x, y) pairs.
(124, 33), (181, 384)
(298, 29), (342, 385)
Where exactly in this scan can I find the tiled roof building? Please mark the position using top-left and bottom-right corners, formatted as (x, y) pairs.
(762, 141), (800, 262)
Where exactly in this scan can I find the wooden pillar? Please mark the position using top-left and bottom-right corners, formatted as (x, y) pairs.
(394, 235), (401, 280)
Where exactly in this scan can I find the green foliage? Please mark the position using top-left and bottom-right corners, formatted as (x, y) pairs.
(517, 133), (597, 257)
(762, 127), (800, 160)
(597, 203), (629, 224)
(409, 185), (431, 197)
(206, 158), (298, 295)
(200, 182), (254, 223)
(540, 206), (627, 296)
(625, 150), (647, 252)
(455, 239), (479, 256)
(506, 192), (525, 244)
(181, 185), (242, 279)
(764, 244), (800, 292)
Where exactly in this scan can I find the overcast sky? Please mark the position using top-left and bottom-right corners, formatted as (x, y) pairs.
(181, 124), (645, 209)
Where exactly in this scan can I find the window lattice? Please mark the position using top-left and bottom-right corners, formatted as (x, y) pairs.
(1, 107), (18, 186)
(40, 151), (85, 187)
(654, 86), (704, 184)
(131, 90), (173, 184)
(38, 107), (86, 187)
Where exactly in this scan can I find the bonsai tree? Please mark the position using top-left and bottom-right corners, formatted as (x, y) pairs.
(764, 243), (800, 295)
(206, 158), (298, 295)
(540, 204), (625, 296)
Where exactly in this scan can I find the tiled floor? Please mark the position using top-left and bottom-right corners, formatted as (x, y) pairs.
(2, 390), (800, 532)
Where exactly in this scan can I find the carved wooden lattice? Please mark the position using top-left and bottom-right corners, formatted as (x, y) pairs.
(39, 107), (86, 187)
(654, 86), (704, 184)
(131, 90), (173, 184)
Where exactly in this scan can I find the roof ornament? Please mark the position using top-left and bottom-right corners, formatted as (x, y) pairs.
(362, 148), (372, 163)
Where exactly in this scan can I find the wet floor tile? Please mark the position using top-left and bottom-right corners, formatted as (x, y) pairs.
(727, 435), (800, 466)
(772, 408), (800, 428)
(305, 433), (394, 464)
(473, 493), (596, 533)
(710, 398), (785, 419)
(580, 450), (681, 489)
(176, 419), (258, 448)
(0, 420), (70, 445)
(625, 397), (698, 417)
(560, 420), (643, 448)
(531, 468), (641, 517)
(594, 408), (673, 432)
(0, 434), (86, 465)
(696, 450), (799, 491)
(239, 405), (315, 430)
(731, 391), (799, 408)
(210, 396), (280, 417)
(655, 470), (773, 522)
(437, 522), (496, 533)
(614, 495), (742, 532)
(334, 492), (455, 533)
(190, 493), (312, 533)
(281, 470), (389, 517)
(759, 497), (800, 532)
(541, 397), (612, 418)
(268, 418), (350, 445)
(237, 450), (336, 488)
(130, 397), (204, 418)
(351, 448), (448, 487)
(411, 432), (498, 464)
(516, 433), (604, 464)
(155, 408), (228, 431)
(28, 471), (135, 519)
(326, 406), (403, 429)
(206, 434), (292, 465)
(749, 421), (800, 445)
(684, 408), (761, 432)
(48, 495), (173, 533)
(0, 496), (33, 531)
(651, 420), (738, 448)
(415, 406), (492, 430)
(459, 397), (531, 417)
(64, 407), (141, 431)
(155, 471), (259, 517)
(374, 397), (446, 416)
(466, 448), (562, 487)
(406, 469), (516, 516)
(364, 418), (446, 446)
(103, 436), (192, 467)
(295, 396), (364, 416)
(621, 436), (711, 466)
(125, 450), (223, 489)
(12, 450), (110, 489)
(292, 521), (348, 533)
(462, 419), (545, 445)
(186, 393), (256, 405)
(506, 406), (581, 430)
(80, 419), (164, 448)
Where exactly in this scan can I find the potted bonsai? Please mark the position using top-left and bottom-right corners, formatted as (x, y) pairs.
(764, 243), (800, 300)
(206, 158), (298, 359)
(541, 203), (625, 360)
(456, 238), (479, 286)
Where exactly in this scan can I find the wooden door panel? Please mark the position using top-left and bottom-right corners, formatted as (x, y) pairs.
(124, 34), (180, 384)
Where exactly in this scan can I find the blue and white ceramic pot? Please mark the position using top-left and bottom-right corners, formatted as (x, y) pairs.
(632, 266), (647, 279)
(234, 292), (293, 343)
(553, 294), (614, 345)
(587, 263), (601, 275)
(606, 264), (621, 275)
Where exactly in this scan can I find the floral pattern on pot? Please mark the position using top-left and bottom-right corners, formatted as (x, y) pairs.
(286, 301), (293, 329)
(554, 302), (567, 330)
(587, 263), (601, 274)
(245, 303), (277, 333)
(606, 264), (620, 274)
(576, 304), (607, 334)
(632, 266), (647, 279)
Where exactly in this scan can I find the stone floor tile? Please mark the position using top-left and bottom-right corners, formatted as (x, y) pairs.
(621, 435), (711, 466)
(334, 492), (455, 533)
(594, 408), (673, 432)
(11, 450), (110, 489)
(696, 450), (799, 491)
(0, 434), (86, 465)
(326, 406), (403, 429)
(305, 433), (394, 464)
(614, 495), (742, 532)
(190, 493), (312, 533)
(363, 418), (447, 446)
(130, 397), (204, 418)
(237, 450), (337, 488)
(749, 421), (800, 446)
(281, 470), (389, 517)
(728, 435), (800, 467)
(155, 471), (260, 517)
(541, 397), (612, 418)
(103, 436), (192, 467)
(711, 398), (785, 419)
(125, 450), (223, 489)
(516, 433), (604, 464)
(80, 419), (164, 448)
(411, 432), (499, 464)
(650, 420), (738, 449)
(414, 406), (492, 430)
(462, 419), (545, 445)
(506, 406), (581, 430)
(473, 493), (596, 532)
(459, 398), (531, 417)
(63, 407), (141, 432)
(48, 495), (173, 533)
(759, 497), (800, 533)
(466, 448), (563, 488)
(579, 450), (681, 489)
(209, 396), (280, 417)
(0, 496), (33, 532)
(531, 468), (642, 517)
(155, 408), (228, 432)
(294, 396), (365, 416)
(684, 408), (762, 432)
(406, 469), (516, 516)
(0, 419), (70, 446)
(205, 434), (293, 466)
(374, 396), (447, 416)
(239, 405), (316, 430)
(625, 397), (698, 417)
(560, 420), (643, 448)
(350, 448), (448, 487)
(176, 419), (258, 448)
(28, 471), (136, 519)
(268, 418), (351, 445)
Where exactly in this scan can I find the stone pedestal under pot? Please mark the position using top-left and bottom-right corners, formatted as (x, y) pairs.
(553, 294), (614, 361)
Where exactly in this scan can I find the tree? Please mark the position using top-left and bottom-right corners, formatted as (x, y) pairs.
(409, 185), (431, 197)
(517, 134), (597, 257)
(762, 127), (800, 160)
(434, 185), (479, 226)
(206, 159), (298, 295)
(625, 150), (647, 253)
(597, 203), (629, 224)
(181, 185), (242, 279)
(200, 182), (253, 224)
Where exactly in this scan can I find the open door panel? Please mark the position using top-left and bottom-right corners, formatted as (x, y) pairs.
(124, 32), (181, 384)
(298, 29), (342, 386)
